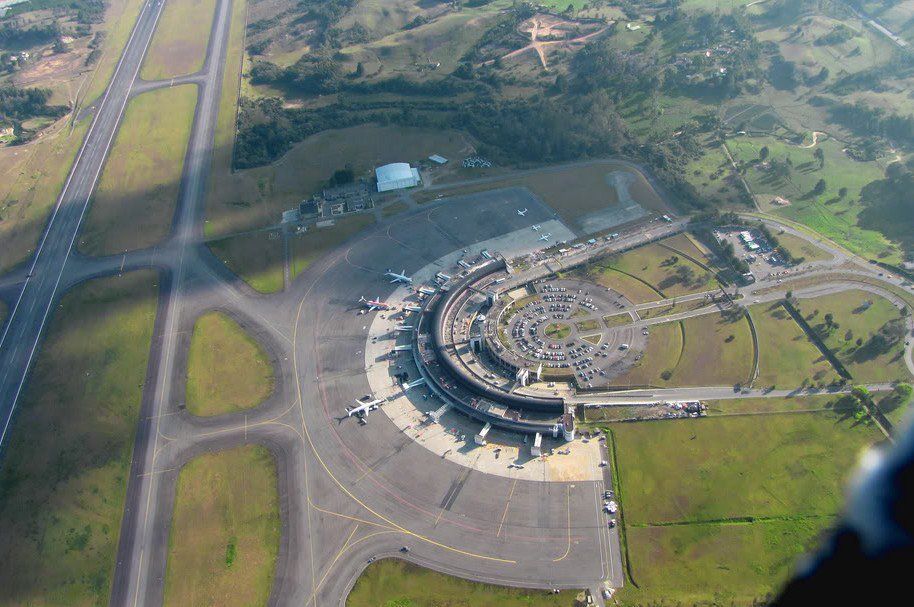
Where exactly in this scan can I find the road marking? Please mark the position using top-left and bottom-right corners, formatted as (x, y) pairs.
(553, 485), (572, 562)
(495, 478), (518, 539)
(293, 277), (517, 565)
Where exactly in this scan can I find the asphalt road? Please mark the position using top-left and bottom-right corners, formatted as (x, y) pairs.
(0, 0), (912, 604)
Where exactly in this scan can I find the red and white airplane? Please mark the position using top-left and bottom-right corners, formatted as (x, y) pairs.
(359, 296), (392, 311)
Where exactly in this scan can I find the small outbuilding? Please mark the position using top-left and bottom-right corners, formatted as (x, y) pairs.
(375, 163), (421, 192)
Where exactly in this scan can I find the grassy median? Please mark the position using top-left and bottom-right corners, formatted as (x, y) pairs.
(80, 85), (198, 256)
(140, 0), (217, 81)
(186, 311), (274, 416)
(0, 270), (159, 605)
(163, 445), (280, 607)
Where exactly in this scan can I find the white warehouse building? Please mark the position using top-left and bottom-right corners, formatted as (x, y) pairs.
(375, 162), (421, 192)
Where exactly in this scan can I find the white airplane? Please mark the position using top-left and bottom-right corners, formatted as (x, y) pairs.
(359, 296), (391, 311)
(531, 224), (541, 231)
(347, 397), (384, 418)
(385, 269), (412, 284)
(517, 208), (528, 217)
(539, 233), (552, 242)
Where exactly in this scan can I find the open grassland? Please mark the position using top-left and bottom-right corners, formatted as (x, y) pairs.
(796, 290), (911, 383)
(348, 558), (580, 607)
(702, 394), (850, 416)
(751, 302), (838, 388)
(611, 408), (880, 524)
(775, 232), (833, 264)
(140, 0), (217, 81)
(0, 270), (158, 606)
(665, 312), (755, 386)
(0, 118), (90, 274)
(582, 266), (662, 304)
(80, 85), (197, 255)
(185, 311), (274, 416)
(207, 229), (285, 294)
(609, 321), (683, 388)
(602, 241), (718, 298)
(206, 125), (469, 237)
(727, 135), (898, 262)
(291, 214), (377, 279)
(163, 445), (280, 607)
(620, 519), (825, 607)
(611, 402), (883, 605)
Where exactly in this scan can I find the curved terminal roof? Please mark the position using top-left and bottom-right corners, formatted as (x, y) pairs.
(376, 163), (414, 183)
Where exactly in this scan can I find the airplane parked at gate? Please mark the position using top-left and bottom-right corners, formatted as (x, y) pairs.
(539, 233), (552, 242)
(347, 397), (385, 423)
(385, 269), (412, 284)
(517, 208), (528, 217)
(359, 296), (391, 311)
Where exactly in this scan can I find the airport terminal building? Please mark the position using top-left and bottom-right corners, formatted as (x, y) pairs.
(376, 163), (421, 192)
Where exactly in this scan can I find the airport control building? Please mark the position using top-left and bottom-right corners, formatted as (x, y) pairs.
(375, 163), (421, 192)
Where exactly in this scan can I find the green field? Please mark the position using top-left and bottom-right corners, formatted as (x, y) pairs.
(545, 322), (571, 340)
(140, 0), (217, 81)
(163, 445), (280, 607)
(348, 559), (580, 607)
(0, 270), (158, 606)
(291, 215), (377, 279)
(185, 311), (274, 416)
(797, 290), (911, 383)
(584, 266), (663, 304)
(610, 404), (883, 605)
(207, 229), (286, 294)
(751, 302), (838, 388)
(80, 85), (198, 255)
(727, 135), (898, 262)
(592, 240), (718, 299)
(609, 321), (683, 388)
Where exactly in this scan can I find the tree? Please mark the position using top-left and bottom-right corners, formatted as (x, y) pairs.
(814, 147), (825, 168)
(812, 178), (827, 196)
(838, 186), (848, 198)
(759, 145), (769, 161)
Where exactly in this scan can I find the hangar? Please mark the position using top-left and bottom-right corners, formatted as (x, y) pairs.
(376, 162), (421, 192)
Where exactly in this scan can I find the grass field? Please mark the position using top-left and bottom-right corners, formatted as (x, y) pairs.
(727, 135), (899, 262)
(291, 215), (377, 279)
(140, 0), (217, 81)
(80, 85), (197, 256)
(795, 290), (911, 383)
(583, 266), (663, 304)
(185, 311), (274, 416)
(775, 232), (834, 264)
(206, 125), (469, 237)
(207, 229), (285, 294)
(163, 445), (280, 607)
(609, 321), (683, 388)
(751, 301), (838, 388)
(0, 270), (158, 606)
(665, 311), (755, 387)
(590, 240), (718, 299)
(348, 559), (580, 607)
(610, 404), (883, 605)
(0, 118), (90, 274)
